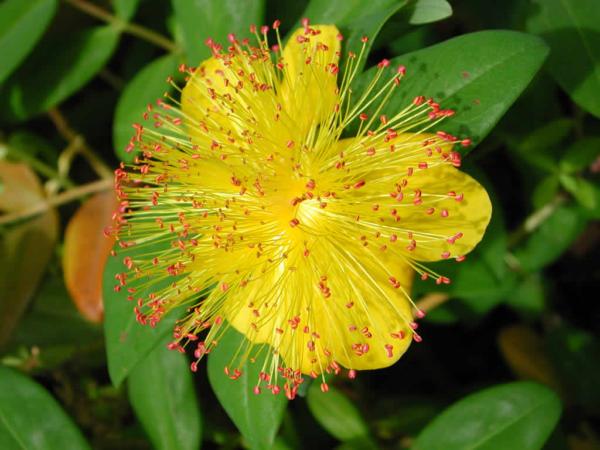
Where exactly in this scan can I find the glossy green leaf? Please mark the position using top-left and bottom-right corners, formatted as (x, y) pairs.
(527, 0), (600, 118)
(353, 31), (549, 150)
(171, 0), (265, 64)
(413, 382), (561, 450)
(112, 0), (141, 21)
(103, 242), (183, 387)
(514, 204), (588, 272)
(408, 0), (452, 25)
(306, 383), (371, 444)
(0, 0), (57, 84)
(113, 54), (179, 162)
(300, 0), (408, 70)
(0, 26), (120, 121)
(0, 367), (90, 450)
(128, 339), (202, 450)
(559, 137), (600, 174)
(207, 326), (288, 450)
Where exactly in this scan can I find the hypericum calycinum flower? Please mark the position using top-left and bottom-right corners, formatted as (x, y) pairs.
(112, 20), (491, 399)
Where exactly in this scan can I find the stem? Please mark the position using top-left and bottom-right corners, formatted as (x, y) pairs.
(47, 107), (113, 180)
(507, 194), (566, 248)
(0, 179), (112, 226)
(415, 293), (450, 314)
(63, 0), (179, 53)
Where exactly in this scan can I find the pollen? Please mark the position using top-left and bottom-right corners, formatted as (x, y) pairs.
(110, 20), (492, 398)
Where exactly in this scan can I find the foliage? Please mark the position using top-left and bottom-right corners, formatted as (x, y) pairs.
(0, 0), (598, 449)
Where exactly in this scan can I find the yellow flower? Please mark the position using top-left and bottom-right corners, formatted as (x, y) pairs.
(113, 21), (491, 398)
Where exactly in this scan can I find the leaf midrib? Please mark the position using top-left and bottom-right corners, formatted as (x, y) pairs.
(462, 396), (554, 450)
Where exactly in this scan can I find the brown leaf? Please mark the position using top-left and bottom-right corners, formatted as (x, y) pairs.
(0, 161), (58, 347)
(498, 324), (563, 394)
(63, 191), (117, 323)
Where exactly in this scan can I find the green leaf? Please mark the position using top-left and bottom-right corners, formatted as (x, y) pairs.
(413, 382), (562, 450)
(546, 325), (600, 415)
(128, 339), (202, 450)
(0, 367), (90, 450)
(514, 118), (573, 172)
(207, 326), (287, 450)
(103, 242), (183, 387)
(12, 275), (102, 349)
(306, 383), (371, 444)
(113, 54), (179, 163)
(0, 0), (57, 84)
(527, 0), (600, 118)
(559, 174), (597, 210)
(532, 176), (560, 210)
(514, 204), (588, 272)
(300, 0), (408, 70)
(171, 0), (265, 64)
(507, 274), (546, 316)
(0, 26), (120, 122)
(559, 137), (600, 174)
(112, 0), (141, 21)
(408, 0), (452, 25)
(353, 31), (549, 150)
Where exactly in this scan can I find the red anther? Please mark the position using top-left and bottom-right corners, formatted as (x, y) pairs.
(227, 33), (237, 43)
(271, 385), (281, 395)
(296, 35), (308, 43)
(416, 310), (426, 319)
(353, 179), (366, 189)
(306, 179), (316, 190)
(441, 251), (451, 259)
(289, 218), (300, 227)
(441, 209), (449, 217)
(190, 362), (198, 372)
(407, 167), (414, 176)
(361, 36), (369, 43)
(260, 25), (269, 34)
(337, 33), (344, 41)
(304, 248), (310, 257)
(366, 147), (376, 156)
(359, 112), (368, 121)
(418, 162), (428, 169)
(178, 63), (187, 73)
(220, 282), (229, 292)
(273, 19), (281, 29)
(250, 24), (257, 33)
(397, 65), (406, 75)
(413, 95), (425, 106)
(320, 382), (329, 393)
(380, 115), (389, 125)
(455, 193), (464, 202)
(378, 59), (390, 68)
(385, 344), (394, 358)
(421, 273), (429, 281)
(301, 17), (310, 27)
(286, 140), (295, 148)
(395, 192), (404, 202)
(253, 386), (261, 395)
(413, 333), (423, 343)
(390, 234), (398, 242)
(456, 255), (466, 262)
(348, 369), (357, 379)
(426, 207), (435, 215)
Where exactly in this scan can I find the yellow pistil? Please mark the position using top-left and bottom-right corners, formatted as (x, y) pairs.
(111, 20), (492, 399)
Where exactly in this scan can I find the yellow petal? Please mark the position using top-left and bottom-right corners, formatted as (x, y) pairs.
(279, 25), (341, 139)
(401, 160), (492, 262)
(225, 237), (415, 374)
(335, 133), (492, 263)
